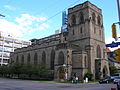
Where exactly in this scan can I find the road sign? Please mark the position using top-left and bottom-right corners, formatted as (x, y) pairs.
(106, 41), (119, 48)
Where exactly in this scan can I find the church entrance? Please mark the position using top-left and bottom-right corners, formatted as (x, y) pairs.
(102, 66), (108, 78)
(58, 67), (65, 80)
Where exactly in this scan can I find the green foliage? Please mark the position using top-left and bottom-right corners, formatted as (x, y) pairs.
(84, 72), (93, 81)
(0, 63), (52, 80)
(109, 66), (118, 76)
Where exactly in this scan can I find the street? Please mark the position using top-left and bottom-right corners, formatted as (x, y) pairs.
(0, 78), (117, 90)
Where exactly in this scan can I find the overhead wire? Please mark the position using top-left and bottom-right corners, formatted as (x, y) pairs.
(0, 0), (13, 16)
(33, 0), (81, 38)
(38, 0), (81, 25)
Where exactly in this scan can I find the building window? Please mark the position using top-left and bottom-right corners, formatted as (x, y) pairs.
(16, 55), (19, 63)
(58, 51), (64, 65)
(73, 29), (75, 35)
(50, 49), (55, 70)
(42, 51), (46, 66)
(103, 49), (105, 58)
(21, 55), (24, 65)
(34, 53), (38, 65)
(99, 29), (101, 36)
(92, 12), (96, 23)
(79, 12), (84, 24)
(71, 15), (76, 25)
(94, 27), (96, 34)
(96, 45), (101, 58)
(27, 53), (30, 64)
(97, 15), (101, 25)
(80, 27), (82, 33)
(84, 56), (87, 68)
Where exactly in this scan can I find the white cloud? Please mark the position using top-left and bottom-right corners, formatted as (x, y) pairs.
(0, 14), (50, 39)
(15, 14), (49, 32)
(3, 5), (16, 11)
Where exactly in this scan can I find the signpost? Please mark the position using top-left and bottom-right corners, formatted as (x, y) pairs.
(106, 41), (120, 48)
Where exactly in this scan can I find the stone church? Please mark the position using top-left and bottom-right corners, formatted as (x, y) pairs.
(10, 1), (110, 80)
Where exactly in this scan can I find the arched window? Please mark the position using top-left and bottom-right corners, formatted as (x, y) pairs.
(94, 27), (96, 34)
(84, 56), (87, 68)
(97, 15), (101, 25)
(96, 45), (101, 58)
(72, 29), (74, 35)
(71, 15), (76, 25)
(80, 27), (82, 33)
(42, 51), (46, 65)
(16, 55), (19, 63)
(99, 29), (101, 36)
(79, 12), (84, 23)
(58, 51), (64, 65)
(103, 49), (105, 58)
(27, 53), (30, 64)
(34, 53), (38, 65)
(50, 50), (55, 70)
(21, 55), (24, 65)
(92, 12), (96, 23)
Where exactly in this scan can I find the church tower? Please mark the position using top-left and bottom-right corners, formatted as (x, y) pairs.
(68, 1), (109, 79)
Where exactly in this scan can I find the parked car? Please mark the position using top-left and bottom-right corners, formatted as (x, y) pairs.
(113, 77), (120, 84)
(117, 81), (120, 90)
(99, 76), (117, 84)
(114, 73), (120, 77)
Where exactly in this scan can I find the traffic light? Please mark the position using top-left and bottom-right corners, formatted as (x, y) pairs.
(112, 24), (117, 38)
(114, 48), (120, 62)
(0, 35), (3, 38)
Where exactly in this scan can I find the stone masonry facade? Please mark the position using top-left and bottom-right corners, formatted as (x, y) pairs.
(10, 1), (110, 80)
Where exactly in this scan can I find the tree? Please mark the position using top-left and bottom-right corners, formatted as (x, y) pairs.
(109, 66), (118, 76)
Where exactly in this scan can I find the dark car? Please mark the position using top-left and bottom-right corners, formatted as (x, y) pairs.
(113, 77), (120, 84)
(99, 76), (117, 84)
(117, 81), (120, 90)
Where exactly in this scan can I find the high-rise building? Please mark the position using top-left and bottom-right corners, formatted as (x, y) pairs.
(0, 32), (31, 65)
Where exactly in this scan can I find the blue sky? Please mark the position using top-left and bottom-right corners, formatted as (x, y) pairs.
(0, 0), (119, 45)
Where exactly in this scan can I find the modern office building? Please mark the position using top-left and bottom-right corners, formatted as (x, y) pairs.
(0, 32), (31, 65)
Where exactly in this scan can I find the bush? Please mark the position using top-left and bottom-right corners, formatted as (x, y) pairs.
(109, 66), (118, 76)
(84, 72), (93, 81)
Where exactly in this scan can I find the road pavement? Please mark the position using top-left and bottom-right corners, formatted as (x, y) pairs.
(0, 78), (117, 90)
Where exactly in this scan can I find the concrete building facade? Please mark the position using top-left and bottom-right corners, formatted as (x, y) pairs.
(0, 32), (31, 66)
(10, 1), (110, 80)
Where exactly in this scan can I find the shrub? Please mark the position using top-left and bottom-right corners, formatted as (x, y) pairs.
(84, 72), (93, 81)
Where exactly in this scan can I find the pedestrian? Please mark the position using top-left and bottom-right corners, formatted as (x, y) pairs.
(76, 77), (78, 83)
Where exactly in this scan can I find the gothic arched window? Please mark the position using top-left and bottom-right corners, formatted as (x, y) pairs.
(21, 55), (24, 65)
(79, 12), (84, 23)
(92, 12), (96, 23)
(96, 45), (101, 58)
(71, 15), (76, 25)
(34, 53), (38, 65)
(16, 55), (19, 63)
(80, 27), (82, 33)
(84, 56), (87, 68)
(58, 51), (64, 65)
(27, 53), (30, 64)
(97, 15), (101, 25)
(42, 51), (46, 65)
(50, 49), (55, 70)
